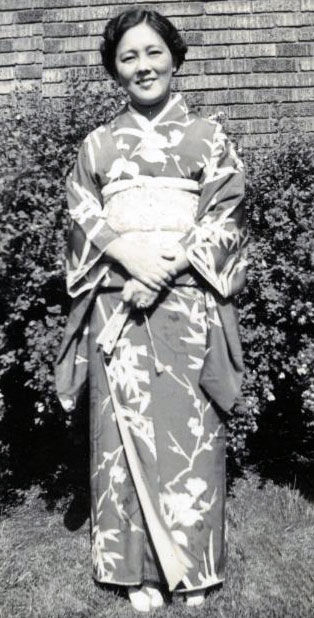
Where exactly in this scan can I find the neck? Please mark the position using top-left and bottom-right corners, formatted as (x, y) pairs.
(130, 91), (172, 120)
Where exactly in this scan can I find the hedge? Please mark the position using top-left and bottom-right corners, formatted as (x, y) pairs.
(0, 80), (313, 497)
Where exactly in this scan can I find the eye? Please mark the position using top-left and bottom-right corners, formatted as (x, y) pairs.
(149, 49), (162, 56)
(121, 55), (135, 63)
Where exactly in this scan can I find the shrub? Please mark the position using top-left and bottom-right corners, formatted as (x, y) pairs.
(0, 81), (313, 497)
(0, 79), (126, 494)
(230, 134), (314, 483)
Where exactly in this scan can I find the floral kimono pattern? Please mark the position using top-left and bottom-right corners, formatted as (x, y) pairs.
(56, 94), (247, 592)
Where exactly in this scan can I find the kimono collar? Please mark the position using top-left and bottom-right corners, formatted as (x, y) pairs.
(128, 92), (190, 130)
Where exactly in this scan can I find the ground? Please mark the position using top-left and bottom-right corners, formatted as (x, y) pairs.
(0, 473), (313, 618)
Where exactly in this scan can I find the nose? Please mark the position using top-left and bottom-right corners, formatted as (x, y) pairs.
(136, 53), (151, 74)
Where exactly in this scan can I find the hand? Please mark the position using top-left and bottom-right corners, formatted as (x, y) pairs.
(106, 235), (177, 291)
(161, 243), (189, 277)
(122, 279), (159, 309)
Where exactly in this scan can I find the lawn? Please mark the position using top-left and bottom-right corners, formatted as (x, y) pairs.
(0, 473), (313, 618)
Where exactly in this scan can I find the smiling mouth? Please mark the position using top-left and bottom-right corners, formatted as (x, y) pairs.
(137, 78), (156, 86)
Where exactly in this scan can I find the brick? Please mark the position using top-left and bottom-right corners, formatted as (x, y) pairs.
(0, 51), (42, 66)
(301, 0), (314, 9)
(196, 90), (229, 106)
(230, 43), (277, 58)
(6, 0), (88, 6)
(205, 59), (252, 74)
(202, 28), (297, 45)
(88, 22), (109, 36)
(14, 37), (43, 51)
(82, 65), (105, 80)
(44, 3), (203, 22)
(15, 10), (44, 23)
(283, 117), (314, 132)
(299, 27), (314, 40)
(300, 58), (314, 71)
(183, 32), (204, 45)
(204, 87), (314, 105)
(91, 0), (201, 4)
(174, 74), (229, 91)
(0, 67), (14, 80)
(200, 105), (229, 118)
(42, 68), (64, 83)
(0, 80), (14, 94)
(185, 91), (205, 107)
(170, 16), (208, 30)
(15, 65), (42, 79)
(43, 23), (89, 37)
(205, 1), (251, 14)
(187, 46), (228, 60)
(202, 12), (308, 29)
(44, 39), (64, 53)
(177, 60), (203, 75)
(228, 72), (314, 88)
(205, 14), (276, 29)
(14, 79), (42, 93)
(44, 51), (100, 68)
(240, 133), (278, 149)
(280, 102), (314, 116)
(44, 36), (99, 53)
(16, 51), (42, 65)
(252, 58), (297, 72)
(43, 52), (87, 68)
(0, 52), (16, 66)
(0, 24), (34, 38)
(276, 43), (313, 56)
(253, 0), (300, 11)
(0, 39), (13, 52)
(64, 65), (107, 82)
(228, 104), (271, 119)
(43, 82), (67, 98)
(43, 6), (111, 22)
(0, 13), (14, 25)
(226, 118), (278, 134)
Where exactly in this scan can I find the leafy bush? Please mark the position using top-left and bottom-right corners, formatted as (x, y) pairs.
(0, 79), (126, 494)
(230, 134), (314, 484)
(0, 81), (313, 497)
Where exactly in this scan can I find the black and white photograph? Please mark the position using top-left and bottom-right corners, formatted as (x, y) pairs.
(0, 1), (313, 616)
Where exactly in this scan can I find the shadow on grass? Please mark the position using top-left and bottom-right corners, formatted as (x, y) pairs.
(245, 397), (314, 501)
(0, 376), (313, 518)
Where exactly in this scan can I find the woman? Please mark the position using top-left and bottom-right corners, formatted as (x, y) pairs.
(56, 8), (247, 612)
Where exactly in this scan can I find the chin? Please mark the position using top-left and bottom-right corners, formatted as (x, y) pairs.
(133, 91), (168, 108)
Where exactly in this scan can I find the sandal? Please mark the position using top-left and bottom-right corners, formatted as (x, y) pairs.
(143, 585), (164, 608)
(128, 586), (151, 613)
(185, 590), (205, 607)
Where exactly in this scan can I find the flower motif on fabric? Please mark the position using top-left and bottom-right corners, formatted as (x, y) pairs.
(91, 526), (123, 582)
(107, 157), (139, 181)
(69, 182), (102, 224)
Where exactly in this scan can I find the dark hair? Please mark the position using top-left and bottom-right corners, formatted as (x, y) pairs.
(100, 8), (188, 78)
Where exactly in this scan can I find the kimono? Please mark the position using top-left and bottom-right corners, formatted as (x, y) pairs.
(56, 93), (247, 592)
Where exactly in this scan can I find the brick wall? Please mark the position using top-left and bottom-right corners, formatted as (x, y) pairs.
(1, 0), (313, 147)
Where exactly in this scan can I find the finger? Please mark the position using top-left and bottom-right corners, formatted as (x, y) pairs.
(157, 268), (174, 283)
(161, 249), (176, 260)
(139, 276), (161, 291)
(122, 288), (133, 302)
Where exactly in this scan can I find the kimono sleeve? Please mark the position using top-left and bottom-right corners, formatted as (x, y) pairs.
(181, 122), (248, 298)
(66, 135), (120, 297)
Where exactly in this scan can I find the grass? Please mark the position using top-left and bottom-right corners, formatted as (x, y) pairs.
(0, 472), (313, 618)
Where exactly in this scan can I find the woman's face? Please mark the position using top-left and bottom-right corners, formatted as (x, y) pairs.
(115, 22), (174, 109)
